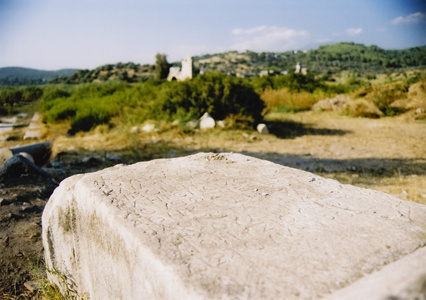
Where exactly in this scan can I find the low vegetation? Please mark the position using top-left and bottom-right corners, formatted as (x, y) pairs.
(1, 68), (425, 135)
(39, 73), (265, 134)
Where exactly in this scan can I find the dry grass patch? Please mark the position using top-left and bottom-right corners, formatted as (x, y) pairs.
(407, 78), (426, 112)
(260, 87), (320, 112)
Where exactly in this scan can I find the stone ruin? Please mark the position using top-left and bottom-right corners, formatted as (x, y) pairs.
(167, 56), (193, 81)
(42, 152), (426, 299)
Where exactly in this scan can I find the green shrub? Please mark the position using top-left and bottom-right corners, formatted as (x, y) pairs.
(69, 108), (111, 134)
(41, 83), (122, 134)
(153, 73), (265, 126)
(42, 86), (71, 101)
(40, 76), (265, 134)
(0, 86), (44, 105)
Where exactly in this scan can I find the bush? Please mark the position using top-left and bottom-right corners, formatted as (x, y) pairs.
(152, 73), (265, 126)
(42, 86), (71, 101)
(40, 75), (266, 134)
(68, 109), (111, 135)
(0, 86), (44, 105)
(41, 83), (121, 134)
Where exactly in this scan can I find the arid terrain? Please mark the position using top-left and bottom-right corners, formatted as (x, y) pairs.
(0, 109), (425, 298)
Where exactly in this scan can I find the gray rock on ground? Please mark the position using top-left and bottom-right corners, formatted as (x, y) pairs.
(10, 141), (52, 166)
(0, 154), (53, 186)
(42, 152), (426, 300)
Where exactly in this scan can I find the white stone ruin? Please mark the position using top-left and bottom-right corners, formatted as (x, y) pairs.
(42, 152), (426, 299)
(167, 56), (193, 81)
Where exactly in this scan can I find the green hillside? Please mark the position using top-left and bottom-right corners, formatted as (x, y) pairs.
(194, 43), (426, 76)
(0, 67), (78, 86)
(1, 43), (425, 86)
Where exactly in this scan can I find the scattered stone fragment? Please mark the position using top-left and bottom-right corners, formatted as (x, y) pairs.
(141, 123), (156, 133)
(105, 153), (120, 162)
(10, 141), (52, 166)
(199, 112), (215, 129)
(43, 168), (67, 181)
(17, 152), (34, 163)
(257, 123), (269, 134)
(81, 156), (102, 165)
(20, 203), (41, 214)
(216, 120), (226, 128)
(130, 126), (139, 133)
(312, 95), (350, 112)
(23, 112), (47, 140)
(186, 120), (199, 129)
(24, 281), (39, 293)
(0, 198), (11, 206)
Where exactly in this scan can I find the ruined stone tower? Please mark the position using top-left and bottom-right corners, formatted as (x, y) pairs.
(167, 56), (193, 81)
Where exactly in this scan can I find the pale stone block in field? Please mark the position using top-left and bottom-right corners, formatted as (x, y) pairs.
(24, 112), (47, 140)
(199, 112), (215, 129)
(42, 152), (426, 300)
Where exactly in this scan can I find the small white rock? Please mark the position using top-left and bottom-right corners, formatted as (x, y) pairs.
(199, 113), (215, 129)
(142, 124), (155, 133)
(217, 120), (226, 128)
(130, 126), (140, 133)
(186, 120), (199, 129)
(257, 123), (269, 135)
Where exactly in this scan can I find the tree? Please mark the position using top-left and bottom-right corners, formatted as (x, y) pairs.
(155, 53), (170, 80)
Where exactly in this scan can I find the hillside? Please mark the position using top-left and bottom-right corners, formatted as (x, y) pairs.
(193, 43), (426, 76)
(53, 43), (426, 84)
(1, 43), (425, 85)
(0, 67), (78, 86)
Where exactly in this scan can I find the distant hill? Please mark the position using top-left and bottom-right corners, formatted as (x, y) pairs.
(0, 67), (78, 86)
(11, 43), (425, 85)
(193, 43), (426, 76)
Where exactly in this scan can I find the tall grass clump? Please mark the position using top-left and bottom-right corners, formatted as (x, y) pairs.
(362, 82), (409, 116)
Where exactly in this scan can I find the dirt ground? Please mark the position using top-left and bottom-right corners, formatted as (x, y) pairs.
(0, 110), (425, 298)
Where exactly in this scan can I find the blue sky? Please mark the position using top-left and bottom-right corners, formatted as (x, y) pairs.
(1, 0), (425, 70)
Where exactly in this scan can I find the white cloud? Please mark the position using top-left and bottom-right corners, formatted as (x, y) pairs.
(392, 12), (426, 24)
(316, 38), (332, 43)
(346, 28), (363, 36)
(230, 25), (309, 52)
(232, 26), (268, 36)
